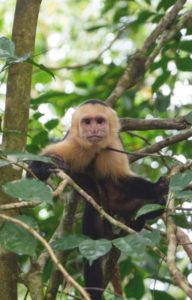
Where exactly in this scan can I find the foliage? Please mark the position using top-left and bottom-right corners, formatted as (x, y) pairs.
(0, 0), (192, 299)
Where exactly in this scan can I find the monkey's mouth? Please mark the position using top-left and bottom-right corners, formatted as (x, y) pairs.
(87, 135), (103, 143)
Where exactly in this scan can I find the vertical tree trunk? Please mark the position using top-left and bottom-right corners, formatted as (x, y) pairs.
(0, 1), (42, 299)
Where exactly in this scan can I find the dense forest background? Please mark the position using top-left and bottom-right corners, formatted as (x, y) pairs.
(0, 0), (192, 299)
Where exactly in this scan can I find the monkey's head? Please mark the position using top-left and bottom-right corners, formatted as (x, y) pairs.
(69, 100), (120, 149)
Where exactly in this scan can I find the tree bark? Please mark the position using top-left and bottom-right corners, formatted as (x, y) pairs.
(0, 1), (42, 299)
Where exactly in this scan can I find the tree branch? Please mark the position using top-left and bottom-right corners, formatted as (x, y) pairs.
(120, 116), (189, 131)
(129, 128), (192, 162)
(166, 191), (192, 298)
(146, 10), (192, 68)
(177, 228), (192, 262)
(106, 0), (187, 106)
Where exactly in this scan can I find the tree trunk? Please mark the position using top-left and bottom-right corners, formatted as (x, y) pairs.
(0, 1), (42, 299)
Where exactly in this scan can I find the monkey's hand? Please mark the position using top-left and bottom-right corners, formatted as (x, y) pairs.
(155, 176), (170, 196)
(27, 155), (68, 181)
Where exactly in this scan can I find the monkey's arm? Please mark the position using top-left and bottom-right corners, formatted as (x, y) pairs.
(27, 155), (68, 180)
(100, 176), (168, 231)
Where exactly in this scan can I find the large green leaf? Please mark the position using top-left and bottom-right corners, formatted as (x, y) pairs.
(52, 235), (86, 251)
(0, 215), (37, 256)
(2, 178), (53, 203)
(79, 239), (112, 265)
(113, 230), (160, 259)
(170, 170), (192, 192)
(124, 267), (145, 299)
(0, 159), (11, 167)
(136, 204), (164, 219)
(1, 151), (53, 163)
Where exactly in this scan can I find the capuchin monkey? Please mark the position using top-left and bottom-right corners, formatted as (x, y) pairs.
(28, 99), (167, 300)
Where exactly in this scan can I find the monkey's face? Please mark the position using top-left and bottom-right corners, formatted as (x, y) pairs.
(70, 103), (120, 148)
(79, 114), (109, 144)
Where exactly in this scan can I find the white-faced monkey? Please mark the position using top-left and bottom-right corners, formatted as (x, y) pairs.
(28, 100), (167, 300)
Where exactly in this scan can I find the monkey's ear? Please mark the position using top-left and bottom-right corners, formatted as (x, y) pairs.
(27, 156), (68, 180)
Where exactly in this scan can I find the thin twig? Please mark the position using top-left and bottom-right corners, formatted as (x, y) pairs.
(0, 201), (40, 211)
(129, 128), (192, 162)
(50, 25), (127, 71)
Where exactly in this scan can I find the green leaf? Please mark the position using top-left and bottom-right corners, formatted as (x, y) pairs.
(170, 170), (192, 192)
(124, 268), (145, 299)
(1, 151), (53, 163)
(152, 71), (170, 92)
(79, 239), (112, 265)
(178, 41), (192, 53)
(45, 119), (59, 130)
(185, 112), (192, 124)
(0, 159), (11, 167)
(155, 94), (170, 112)
(157, 0), (175, 10)
(32, 131), (49, 146)
(171, 213), (188, 228)
(2, 178), (53, 203)
(113, 231), (160, 259)
(0, 215), (37, 256)
(175, 190), (192, 199)
(27, 58), (55, 79)
(52, 235), (86, 251)
(0, 37), (15, 60)
(136, 204), (164, 219)
(176, 57), (192, 72)
(137, 11), (154, 23)
(141, 230), (161, 246)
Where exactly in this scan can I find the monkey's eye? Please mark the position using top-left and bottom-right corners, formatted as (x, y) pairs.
(96, 117), (106, 124)
(82, 118), (91, 125)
